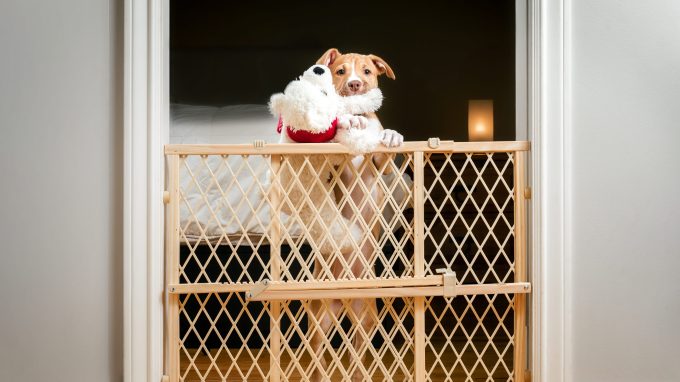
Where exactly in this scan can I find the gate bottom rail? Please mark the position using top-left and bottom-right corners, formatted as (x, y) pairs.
(167, 275), (531, 301)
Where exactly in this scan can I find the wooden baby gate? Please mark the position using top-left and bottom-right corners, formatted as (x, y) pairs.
(163, 140), (531, 382)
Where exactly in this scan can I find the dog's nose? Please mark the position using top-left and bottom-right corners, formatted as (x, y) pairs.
(347, 80), (362, 92)
(313, 66), (325, 75)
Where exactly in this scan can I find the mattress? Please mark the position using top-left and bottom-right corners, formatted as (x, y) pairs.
(170, 103), (280, 144)
(171, 104), (412, 242)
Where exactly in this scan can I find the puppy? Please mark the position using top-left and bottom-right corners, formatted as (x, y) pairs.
(317, 48), (403, 149)
(309, 48), (404, 382)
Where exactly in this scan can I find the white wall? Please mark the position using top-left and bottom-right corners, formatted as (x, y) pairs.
(0, 0), (123, 381)
(567, 1), (680, 381)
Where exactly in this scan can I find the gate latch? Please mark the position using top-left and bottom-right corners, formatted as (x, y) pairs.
(436, 268), (457, 298)
(246, 279), (270, 300)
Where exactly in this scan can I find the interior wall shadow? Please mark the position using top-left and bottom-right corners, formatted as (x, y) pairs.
(170, 0), (515, 141)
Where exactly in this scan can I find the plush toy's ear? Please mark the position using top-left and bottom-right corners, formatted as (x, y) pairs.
(369, 54), (396, 80)
(341, 88), (383, 115)
(317, 48), (341, 66)
(268, 93), (286, 116)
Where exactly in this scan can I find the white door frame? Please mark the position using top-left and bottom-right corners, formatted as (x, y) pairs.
(529, 0), (569, 380)
(122, 1), (568, 381)
(123, 0), (167, 381)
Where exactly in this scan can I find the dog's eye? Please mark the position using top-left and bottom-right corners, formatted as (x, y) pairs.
(336, 69), (345, 75)
(364, 69), (371, 75)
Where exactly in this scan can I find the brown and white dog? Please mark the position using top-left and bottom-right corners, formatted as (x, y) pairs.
(317, 48), (403, 148)
(309, 48), (403, 382)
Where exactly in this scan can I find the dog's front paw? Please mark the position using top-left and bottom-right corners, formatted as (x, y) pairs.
(337, 114), (368, 130)
(349, 115), (368, 130)
(380, 129), (404, 147)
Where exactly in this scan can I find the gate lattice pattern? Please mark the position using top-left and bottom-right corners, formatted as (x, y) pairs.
(165, 141), (530, 382)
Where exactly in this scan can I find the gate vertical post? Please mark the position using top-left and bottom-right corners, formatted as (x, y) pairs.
(269, 154), (282, 382)
(413, 151), (426, 382)
(513, 151), (528, 381)
(165, 154), (180, 382)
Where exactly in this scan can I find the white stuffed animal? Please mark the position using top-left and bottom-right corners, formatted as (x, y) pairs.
(269, 64), (383, 154)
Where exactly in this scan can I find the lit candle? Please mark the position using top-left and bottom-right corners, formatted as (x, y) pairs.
(468, 100), (494, 141)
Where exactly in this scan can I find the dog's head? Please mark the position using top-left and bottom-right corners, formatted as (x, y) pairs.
(316, 48), (395, 96)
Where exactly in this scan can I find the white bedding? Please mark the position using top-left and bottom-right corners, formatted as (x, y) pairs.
(179, 154), (293, 241)
(171, 103), (280, 144)
(172, 104), (412, 242)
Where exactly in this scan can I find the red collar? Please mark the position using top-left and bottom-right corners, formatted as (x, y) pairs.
(277, 116), (338, 143)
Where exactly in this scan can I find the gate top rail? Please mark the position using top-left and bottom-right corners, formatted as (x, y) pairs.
(164, 140), (530, 155)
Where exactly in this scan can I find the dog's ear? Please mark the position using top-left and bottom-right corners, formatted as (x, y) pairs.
(368, 54), (396, 80)
(317, 48), (341, 66)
